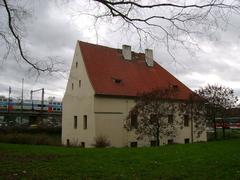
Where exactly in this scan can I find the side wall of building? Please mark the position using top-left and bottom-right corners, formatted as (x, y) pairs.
(94, 96), (207, 147)
(62, 43), (95, 147)
(94, 96), (135, 147)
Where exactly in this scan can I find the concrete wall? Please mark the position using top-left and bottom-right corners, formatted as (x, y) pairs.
(62, 43), (95, 147)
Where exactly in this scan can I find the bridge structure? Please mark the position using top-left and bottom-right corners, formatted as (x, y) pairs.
(0, 110), (62, 127)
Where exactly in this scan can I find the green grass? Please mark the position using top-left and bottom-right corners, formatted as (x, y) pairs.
(1, 140), (240, 179)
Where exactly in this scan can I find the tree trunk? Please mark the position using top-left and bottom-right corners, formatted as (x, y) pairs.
(156, 122), (160, 146)
(213, 107), (217, 140)
(190, 103), (194, 143)
(222, 111), (226, 139)
(222, 120), (226, 139)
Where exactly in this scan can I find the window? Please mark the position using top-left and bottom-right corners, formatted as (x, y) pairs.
(130, 142), (138, 147)
(81, 142), (85, 148)
(66, 139), (70, 146)
(72, 83), (74, 90)
(168, 115), (173, 124)
(184, 138), (190, 144)
(83, 115), (87, 129)
(150, 114), (157, 123)
(79, 80), (81, 88)
(76, 62), (78, 68)
(172, 85), (178, 89)
(112, 77), (122, 84)
(74, 116), (78, 129)
(150, 140), (157, 147)
(131, 112), (138, 129)
(184, 115), (189, 127)
(168, 139), (174, 144)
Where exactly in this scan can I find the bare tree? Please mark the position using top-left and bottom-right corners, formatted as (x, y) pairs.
(81, 0), (240, 58)
(196, 84), (238, 139)
(179, 92), (207, 143)
(2, 0), (240, 72)
(0, 0), (64, 75)
(125, 87), (183, 146)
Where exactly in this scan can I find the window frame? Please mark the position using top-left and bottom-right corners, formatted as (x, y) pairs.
(130, 112), (138, 129)
(184, 115), (189, 127)
(79, 80), (81, 88)
(83, 115), (87, 129)
(168, 114), (173, 124)
(74, 116), (78, 129)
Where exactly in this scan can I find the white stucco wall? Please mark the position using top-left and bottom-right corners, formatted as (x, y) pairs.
(62, 43), (95, 147)
(94, 96), (207, 147)
(62, 42), (206, 148)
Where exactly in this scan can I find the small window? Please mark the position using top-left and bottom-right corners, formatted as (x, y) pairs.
(168, 115), (173, 124)
(72, 83), (74, 90)
(168, 139), (174, 144)
(130, 142), (138, 147)
(150, 114), (156, 123)
(131, 112), (138, 129)
(79, 80), (81, 88)
(150, 140), (157, 147)
(83, 115), (87, 129)
(66, 139), (70, 146)
(184, 115), (189, 127)
(74, 116), (78, 129)
(184, 138), (190, 144)
(81, 142), (85, 148)
(172, 85), (178, 89)
(112, 77), (122, 84)
(76, 62), (78, 68)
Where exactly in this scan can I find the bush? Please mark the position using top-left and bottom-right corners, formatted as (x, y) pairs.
(93, 135), (110, 148)
(0, 133), (61, 146)
(0, 127), (61, 135)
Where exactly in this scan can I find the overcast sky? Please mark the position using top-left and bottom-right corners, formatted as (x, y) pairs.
(1, 0), (240, 101)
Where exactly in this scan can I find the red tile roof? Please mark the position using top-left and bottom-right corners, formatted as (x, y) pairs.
(79, 41), (193, 100)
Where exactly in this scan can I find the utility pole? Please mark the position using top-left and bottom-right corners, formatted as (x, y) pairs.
(8, 86), (11, 123)
(30, 88), (45, 111)
(21, 78), (24, 124)
(41, 88), (44, 113)
(30, 88), (45, 124)
(8, 86), (11, 111)
(30, 90), (33, 110)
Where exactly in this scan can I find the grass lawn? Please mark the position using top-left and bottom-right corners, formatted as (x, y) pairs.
(1, 140), (240, 179)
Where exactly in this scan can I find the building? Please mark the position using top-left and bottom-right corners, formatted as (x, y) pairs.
(62, 41), (207, 147)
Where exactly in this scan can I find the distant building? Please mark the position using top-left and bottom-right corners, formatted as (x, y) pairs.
(62, 41), (207, 147)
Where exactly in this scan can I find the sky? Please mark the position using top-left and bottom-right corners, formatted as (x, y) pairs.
(0, 0), (240, 101)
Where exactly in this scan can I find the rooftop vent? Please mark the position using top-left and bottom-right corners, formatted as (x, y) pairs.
(145, 49), (154, 67)
(122, 45), (132, 61)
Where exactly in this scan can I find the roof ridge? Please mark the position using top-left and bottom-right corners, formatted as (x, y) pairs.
(78, 40), (147, 56)
(78, 40), (119, 51)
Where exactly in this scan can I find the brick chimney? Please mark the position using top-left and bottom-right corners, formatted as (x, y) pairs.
(145, 49), (154, 67)
(122, 45), (132, 61)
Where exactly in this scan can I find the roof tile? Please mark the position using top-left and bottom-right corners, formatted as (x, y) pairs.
(79, 41), (192, 99)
